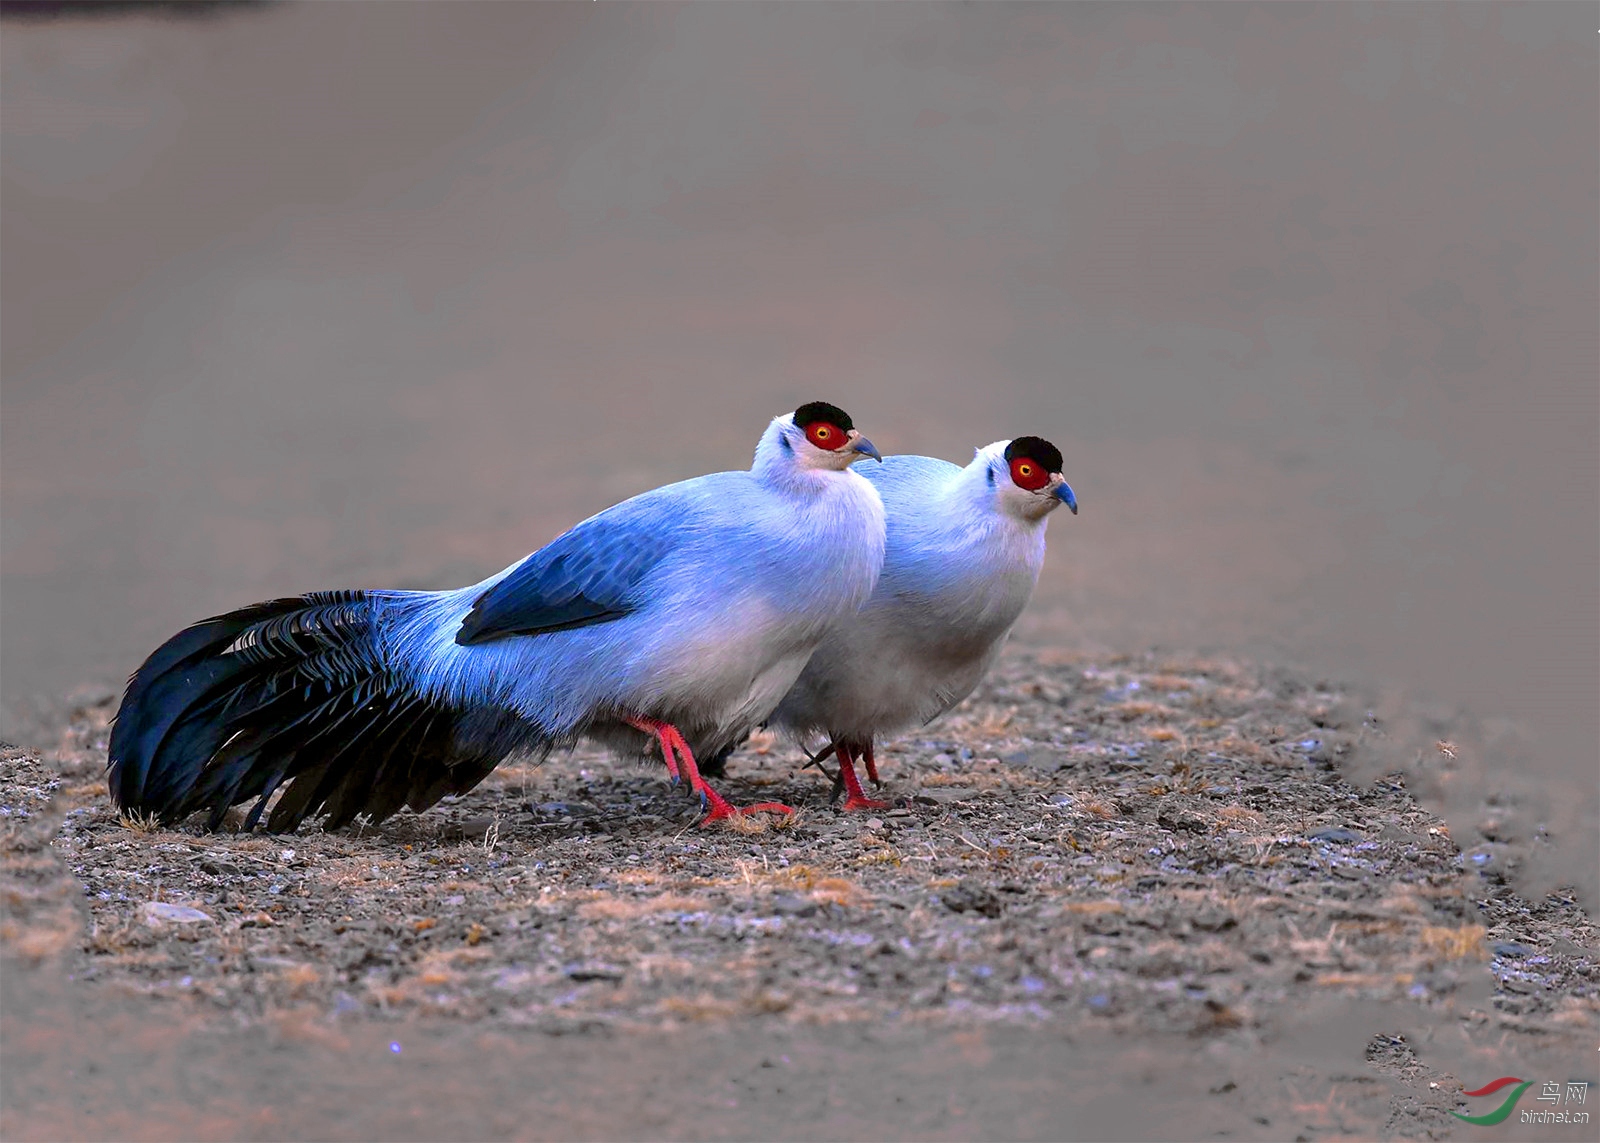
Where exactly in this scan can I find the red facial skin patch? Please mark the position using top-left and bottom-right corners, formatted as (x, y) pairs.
(1009, 456), (1050, 491)
(806, 422), (847, 450)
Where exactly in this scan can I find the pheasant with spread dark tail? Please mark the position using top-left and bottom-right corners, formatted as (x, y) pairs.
(107, 402), (886, 831)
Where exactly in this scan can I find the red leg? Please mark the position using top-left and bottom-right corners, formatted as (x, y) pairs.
(627, 717), (793, 826)
(836, 743), (889, 813)
(862, 740), (881, 786)
(625, 715), (681, 783)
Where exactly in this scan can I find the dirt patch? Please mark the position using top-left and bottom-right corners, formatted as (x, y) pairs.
(3, 648), (1596, 1139)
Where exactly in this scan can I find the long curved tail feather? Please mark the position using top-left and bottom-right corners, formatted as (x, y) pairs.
(107, 591), (535, 832)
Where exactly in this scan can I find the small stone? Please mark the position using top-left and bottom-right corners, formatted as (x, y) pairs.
(526, 801), (592, 817)
(938, 884), (1003, 918)
(1308, 827), (1361, 843)
(864, 818), (885, 831)
(330, 991), (362, 1017)
(1157, 800), (1209, 833)
(445, 815), (497, 842)
(769, 893), (818, 917)
(1191, 908), (1237, 932)
(142, 902), (212, 926)
(564, 964), (624, 982)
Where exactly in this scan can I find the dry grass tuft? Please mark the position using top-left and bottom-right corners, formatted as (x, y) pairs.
(810, 877), (867, 907)
(744, 988), (794, 1014)
(854, 849), (901, 868)
(1216, 804), (1266, 829)
(1217, 736), (1288, 765)
(118, 809), (162, 834)
(919, 771), (1018, 790)
(1146, 674), (1197, 691)
(1418, 924), (1488, 962)
(1113, 701), (1181, 722)
(720, 810), (775, 835)
(1314, 972), (1415, 989)
(659, 992), (741, 1021)
(965, 707), (1017, 737)
(1060, 899), (1123, 915)
(267, 1006), (351, 1050)
(280, 964), (320, 997)
(578, 893), (704, 921)
(0, 920), (75, 962)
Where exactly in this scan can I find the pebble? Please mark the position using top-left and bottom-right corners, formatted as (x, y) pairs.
(564, 963), (624, 982)
(769, 893), (818, 917)
(913, 788), (981, 805)
(141, 901), (212, 926)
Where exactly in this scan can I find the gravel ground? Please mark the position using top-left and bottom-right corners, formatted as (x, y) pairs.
(3, 647), (1596, 1139)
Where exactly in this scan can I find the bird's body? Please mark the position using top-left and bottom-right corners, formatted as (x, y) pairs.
(768, 438), (1075, 808)
(385, 467), (883, 753)
(108, 405), (885, 831)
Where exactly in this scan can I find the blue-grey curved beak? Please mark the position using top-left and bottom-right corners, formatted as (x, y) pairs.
(851, 436), (883, 462)
(1056, 480), (1078, 515)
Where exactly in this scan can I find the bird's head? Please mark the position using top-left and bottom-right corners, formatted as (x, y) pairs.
(988, 436), (1077, 520)
(777, 401), (882, 471)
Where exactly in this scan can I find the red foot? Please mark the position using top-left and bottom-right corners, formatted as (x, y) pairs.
(862, 741), (881, 786)
(626, 716), (794, 826)
(836, 743), (889, 812)
(698, 797), (795, 825)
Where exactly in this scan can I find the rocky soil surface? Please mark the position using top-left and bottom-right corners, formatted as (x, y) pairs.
(4, 647), (1596, 1140)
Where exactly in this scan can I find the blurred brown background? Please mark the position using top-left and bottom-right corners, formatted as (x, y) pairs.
(2, 2), (1594, 891)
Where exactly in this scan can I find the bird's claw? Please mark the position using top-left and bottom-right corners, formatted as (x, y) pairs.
(698, 800), (794, 827)
(840, 794), (891, 813)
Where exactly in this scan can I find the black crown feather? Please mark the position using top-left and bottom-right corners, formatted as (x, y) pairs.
(1003, 436), (1063, 473)
(793, 401), (854, 432)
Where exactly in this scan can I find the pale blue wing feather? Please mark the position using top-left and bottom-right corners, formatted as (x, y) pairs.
(455, 500), (678, 644)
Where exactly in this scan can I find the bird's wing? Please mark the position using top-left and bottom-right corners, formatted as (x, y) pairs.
(857, 453), (964, 506)
(454, 497), (681, 645)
